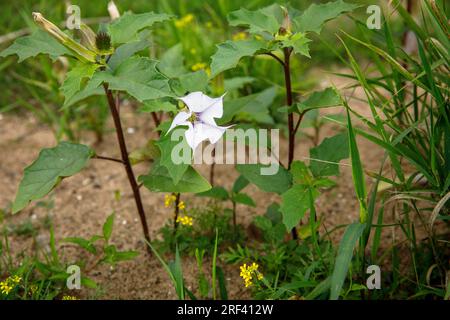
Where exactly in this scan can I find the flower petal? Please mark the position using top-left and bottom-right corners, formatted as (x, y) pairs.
(180, 92), (221, 113)
(199, 94), (225, 126)
(167, 111), (191, 133)
(198, 122), (228, 144)
(184, 122), (207, 150)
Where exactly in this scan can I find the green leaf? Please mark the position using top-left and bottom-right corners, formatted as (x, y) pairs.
(139, 100), (178, 113)
(280, 184), (319, 231)
(62, 237), (96, 254)
(197, 187), (229, 200)
(293, 0), (359, 34)
(309, 133), (349, 177)
(297, 87), (341, 113)
(170, 245), (185, 299)
(158, 43), (186, 78)
(139, 162), (211, 193)
(107, 32), (150, 71)
(330, 222), (366, 300)
(224, 77), (255, 92)
(0, 30), (74, 62)
(12, 142), (92, 213)
(112, 250), (140, 262)
(236, 164), (292, 194)
(85, 56), (173, 102)
(280, 33), (311, 57)
(109, 11), (173, 45)
(232, 175), (250, 193)
(232, 193), (256, 207)
(81, 277), (97, 289)
(155, 131), (190, 184)
(61, 63), (99, 106)
(210, 39), (266, 78)
(103, 213), (115, 242)
(228, 8), (279, 35)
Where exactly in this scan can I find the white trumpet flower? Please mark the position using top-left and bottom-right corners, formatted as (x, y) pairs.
(168, 92), (229, 150)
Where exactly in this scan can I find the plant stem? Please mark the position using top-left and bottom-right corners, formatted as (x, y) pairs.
(102, 83), (152, 253)
(232, 200), (237, 239)
(173, 193), (181, 235)
(282, 47), (298, 240)
(92, 155), (124, 164)
(210, 147), (216, 186)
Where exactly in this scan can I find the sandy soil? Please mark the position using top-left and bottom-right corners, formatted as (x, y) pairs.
(0, 70), (411, 299)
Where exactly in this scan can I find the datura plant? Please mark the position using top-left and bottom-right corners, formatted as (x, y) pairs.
(208, 0), (360, 239)
(0, 9), (227, 253)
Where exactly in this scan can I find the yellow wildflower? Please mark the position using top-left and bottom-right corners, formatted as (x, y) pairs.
(232, 31), (248, 41)
(175, 14), (194, 28)
(0, 280), (13, 295)
(62, 295), (78, 300)
(191, 62), (207, 72)
(176, 215), (193, 226)
(239, 262), (264, 288)
(164, 194), (177, 208)
(10, 275), (21, 284)
(178, 201), (186, 210)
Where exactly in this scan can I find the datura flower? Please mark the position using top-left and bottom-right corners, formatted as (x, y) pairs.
(168, 92), (229, 150)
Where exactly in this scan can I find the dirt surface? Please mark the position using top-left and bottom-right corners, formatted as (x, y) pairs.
(0, 70), (395, 299)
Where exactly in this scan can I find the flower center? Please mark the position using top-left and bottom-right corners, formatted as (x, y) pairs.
(188, 112), (200, 123)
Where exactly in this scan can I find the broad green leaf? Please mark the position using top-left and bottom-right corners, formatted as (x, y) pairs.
(232, 175), (250, 193)
(107, 31), (150, 71)
(236, 164), (292, 194)
(280, 33), (311, 57)
(197, 187), (229, 200)
(330, 222), (366, 300)
(290, 160), (313, 185)
(155, 132), (190, 184)
(232, 193), (256, 207)
(175, 70), (209, 94)
(280, 184), (319, 231)
(138, 99), (178, 113)
(12, 142), (93, 213)
(294, 0), (359, 34)
(85, 56), (173, 102)
(297, 87), (341, 113)
(103, 213), (115, 242)
(61, 63), (99, 106)
(109, 11), (173, 45)
(224, 77), (255, 92)
(0, 30), (74, 62)
(61, 86), (104, 109)
(139, 162), (211, 193)
(210, 39), (266, 77)
(158, 43), (186, 78)
(309, 133), (349, 177)
(228, 8), (279, 35)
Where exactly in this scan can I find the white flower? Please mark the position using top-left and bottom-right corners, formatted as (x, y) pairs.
(168, 92), (229, 150)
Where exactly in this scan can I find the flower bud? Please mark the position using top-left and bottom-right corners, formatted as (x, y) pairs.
(95, 31), (112, 52)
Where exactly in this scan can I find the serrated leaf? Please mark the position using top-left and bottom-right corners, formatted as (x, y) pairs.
(297, 87), (341, 113)
(0, 30), (74, 62)
(85, 56), (173, 102)
(232, 193), (256, 207)
(280, 33), (311, 57)
(139, 162), (211, 193)
(197, 187), (229, 200)
(158, 43), (186, 78)
(12, 142), (92, 213)
(109, 11), (173, 45)
(61, 63), (99, 105)
(139, 99), (178, 113)
(210, 39), (266, 77)
(280, 184), (319, 231)
(330, 222), (366, 300)
(224, 77), (255, 91)
(155, 131), (190, 184)
(107, 31), (150, 71)
(228, 8), (279, 35)
(310, 133), (349, 177)
(236, 164), (292, 194)
(293, 0), (359, 34)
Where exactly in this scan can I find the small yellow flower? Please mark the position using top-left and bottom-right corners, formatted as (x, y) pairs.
(0, 281), (12, 295)
(164, 194), (178, 208)
(10, 275), (21, 284)
(62, 295), (78, 300)
(191, 62), (207, 72)
(232, 31), (248, 41)
(175, 14), (194, 28)
(239, 262), (263, 288)
(178, 201), (186, 210)
(176, 215), (193, 226)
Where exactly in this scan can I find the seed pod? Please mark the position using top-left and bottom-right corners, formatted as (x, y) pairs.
(95, 31), (112, 53)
